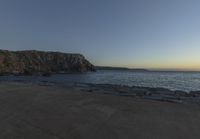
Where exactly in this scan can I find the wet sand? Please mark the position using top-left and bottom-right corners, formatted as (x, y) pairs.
(0, 82), (200, 139)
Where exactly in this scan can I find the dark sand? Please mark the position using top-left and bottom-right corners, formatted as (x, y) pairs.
(0, 82), (200, 139)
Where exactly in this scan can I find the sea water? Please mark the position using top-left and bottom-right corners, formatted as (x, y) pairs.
(1, 70), (200, 92)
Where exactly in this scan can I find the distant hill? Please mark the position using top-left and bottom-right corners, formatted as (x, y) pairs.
(0, 50), (95, 75)
(95, 66), (148, 72)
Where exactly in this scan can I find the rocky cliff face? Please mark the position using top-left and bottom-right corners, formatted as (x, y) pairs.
(0, 50), (95, 75)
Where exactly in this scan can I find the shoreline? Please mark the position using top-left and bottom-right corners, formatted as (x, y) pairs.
(73, 83), (200, 105)
(2, 80), (200, 105)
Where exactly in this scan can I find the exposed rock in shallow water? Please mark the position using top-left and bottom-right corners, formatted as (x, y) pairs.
(78, 83), (200, 104)
(0, 50), (95, 75)
(190, 91), (200, 97)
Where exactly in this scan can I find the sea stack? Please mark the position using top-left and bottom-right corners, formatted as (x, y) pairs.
(0, 50), (96, 75)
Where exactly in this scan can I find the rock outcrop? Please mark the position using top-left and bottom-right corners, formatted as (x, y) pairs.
(0, 50), (95, 75)
(78, 83), (200, 104)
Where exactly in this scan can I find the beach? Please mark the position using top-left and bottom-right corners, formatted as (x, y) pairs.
(1, 82), (200, 139)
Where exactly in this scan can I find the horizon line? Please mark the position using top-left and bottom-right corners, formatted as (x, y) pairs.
(96, 66), (200, 72)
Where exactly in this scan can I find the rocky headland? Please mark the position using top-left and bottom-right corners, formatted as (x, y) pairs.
(95, 66), (148, 71)
(0, 50), (95, 75)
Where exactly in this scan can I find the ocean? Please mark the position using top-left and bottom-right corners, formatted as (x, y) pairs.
(1, 70), (200, 92)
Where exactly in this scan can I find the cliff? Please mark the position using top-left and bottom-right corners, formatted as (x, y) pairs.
(0, 50), (95, 75)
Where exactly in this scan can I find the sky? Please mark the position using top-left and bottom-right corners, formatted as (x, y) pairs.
(0, 0), (200, 70)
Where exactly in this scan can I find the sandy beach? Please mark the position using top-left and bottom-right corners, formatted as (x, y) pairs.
(0, 82), (199, 139)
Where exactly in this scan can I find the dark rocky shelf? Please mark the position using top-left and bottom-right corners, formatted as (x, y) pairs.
(73, 83), (200, 104)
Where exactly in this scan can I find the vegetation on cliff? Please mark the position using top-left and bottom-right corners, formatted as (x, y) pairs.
(0, 50), (95, 75)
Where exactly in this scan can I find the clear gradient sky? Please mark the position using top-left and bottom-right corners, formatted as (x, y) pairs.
(0, 0), (200, 70)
